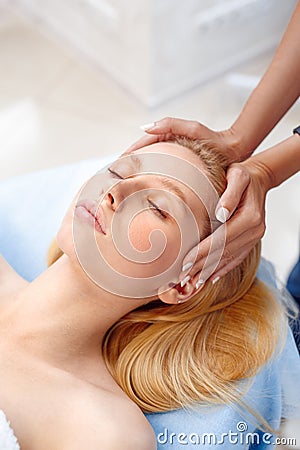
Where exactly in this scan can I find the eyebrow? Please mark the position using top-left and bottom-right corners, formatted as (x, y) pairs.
(157, 176), (187, 204)
(119, 154), (187, 204)
(120, 154), (142, 172)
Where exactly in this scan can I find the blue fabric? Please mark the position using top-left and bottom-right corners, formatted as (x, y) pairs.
(0, 158), (299, 449)
(287, 254), (300, 351)
(145, 326), (300, 449)
(287, 255), (300, 302)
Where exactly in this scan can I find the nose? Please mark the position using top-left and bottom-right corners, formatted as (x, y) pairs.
(104, 186), (122, 212)
(103, 178), (135, 212)
(107, 192), (115, 209)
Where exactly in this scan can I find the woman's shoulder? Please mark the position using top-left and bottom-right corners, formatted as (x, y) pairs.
(62, 387), (156, 450)
(0, 255), (28, 299)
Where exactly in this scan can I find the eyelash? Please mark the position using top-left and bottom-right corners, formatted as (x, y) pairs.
(148, 199), (167, 219)
(108, 168), (124, 179)
(108, 168), (167, 219)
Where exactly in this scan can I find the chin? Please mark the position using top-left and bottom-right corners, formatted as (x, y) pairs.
(55, 208), (76, 261)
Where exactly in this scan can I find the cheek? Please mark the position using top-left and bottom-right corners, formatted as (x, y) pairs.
(128, 212), (180, 268)
(94, 211), (182, 284)
(128, 213), (155, 252)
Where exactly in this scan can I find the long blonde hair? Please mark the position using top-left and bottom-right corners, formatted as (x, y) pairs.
(48, 138), (286, 429)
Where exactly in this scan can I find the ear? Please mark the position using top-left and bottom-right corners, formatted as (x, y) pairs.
(158, 279), (197, 305)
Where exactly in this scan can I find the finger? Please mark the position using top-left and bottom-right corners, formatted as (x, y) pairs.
(192, 239), (256, 287)
(180, 224), (227, 277)
(180, 203), (263, 280)
(208, 244), (255, 282)
(196, 213), (262, 273)
(140, 117), (210, 139)
(180, 224), (228, 280)
(215, 165), (250, 223)
(211, 232), (259, 274)
(190, 270), (207, 292)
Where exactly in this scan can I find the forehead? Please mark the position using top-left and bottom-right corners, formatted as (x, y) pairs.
(117, 143), (205, 187)
(122, 142), (207, 200)
(134, 142), (203, 171)
(121, 142), (212, 218)
(114, 143), (212, 207)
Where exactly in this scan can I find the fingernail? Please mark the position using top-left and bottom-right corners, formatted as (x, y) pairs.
(182, 262), (193, 273)
(180, 275), (190, 288)
(196, 278), (205, 290)
(140, 122), (155, 131)
(216, 207), (230, 223)
(212, 276), (220, 285)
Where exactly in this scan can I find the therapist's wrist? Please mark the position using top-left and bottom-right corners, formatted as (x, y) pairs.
(218, 127), (253, 163)
(227, 114), (268, 161)
(240, 157), (273, 195)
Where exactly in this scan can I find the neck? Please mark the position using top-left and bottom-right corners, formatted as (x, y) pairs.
(3, 255), (145, 370)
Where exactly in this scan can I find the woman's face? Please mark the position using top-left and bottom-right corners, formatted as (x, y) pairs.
(57, 142), (218, 299)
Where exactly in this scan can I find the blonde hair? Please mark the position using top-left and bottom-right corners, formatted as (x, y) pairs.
(48, 138), (286, 430)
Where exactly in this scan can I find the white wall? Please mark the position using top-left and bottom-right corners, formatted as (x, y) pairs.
(11, 0), (297, 106)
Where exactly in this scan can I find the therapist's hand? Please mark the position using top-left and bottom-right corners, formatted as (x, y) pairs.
(125, 117), (245, 162)
(181, 158), (269, 287)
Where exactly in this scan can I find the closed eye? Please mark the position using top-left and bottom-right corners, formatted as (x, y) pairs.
(148, 199), (167, 219)
(108, 167), (124, 179)
(108, 168), (167, 219)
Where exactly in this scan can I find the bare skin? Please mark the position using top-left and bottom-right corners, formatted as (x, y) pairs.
(0, 255), (156, 450)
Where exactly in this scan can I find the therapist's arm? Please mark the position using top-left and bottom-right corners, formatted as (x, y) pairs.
(230, 0), (300, 158)
(250, 133), (300, 190)
(128, 1), (300, 161)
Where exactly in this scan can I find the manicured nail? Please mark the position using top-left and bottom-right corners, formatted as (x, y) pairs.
(216, 207), (230, 223)
(182, 262), (193, 273)
(196, 278), (205, 290)
(140, 122), (155, 131)
(212, 276), (220, 285)
(180, 275), (190, 288)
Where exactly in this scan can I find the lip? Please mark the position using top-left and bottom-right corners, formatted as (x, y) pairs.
(75, 199), (106, 235)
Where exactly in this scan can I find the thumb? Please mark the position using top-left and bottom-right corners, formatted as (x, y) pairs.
(215, 164), (250, 223)
(140, 117), (211, 139)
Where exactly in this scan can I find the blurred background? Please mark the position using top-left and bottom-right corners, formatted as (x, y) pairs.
(0, 0), (299, 282)
(0, 0), (299, 446)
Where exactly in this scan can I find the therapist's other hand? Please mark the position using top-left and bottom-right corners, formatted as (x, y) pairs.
(181, 159), (269, 287)
(125, 117), (243, 162)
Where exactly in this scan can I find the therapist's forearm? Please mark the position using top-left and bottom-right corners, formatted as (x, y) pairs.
(230, 1), (300, 159)
(249, 134), (300, 190)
